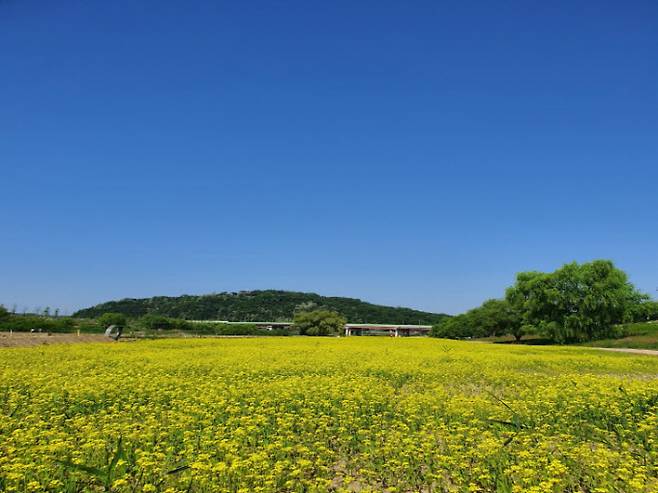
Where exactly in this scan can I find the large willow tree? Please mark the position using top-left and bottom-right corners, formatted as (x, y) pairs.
(506, 260), (646, 343)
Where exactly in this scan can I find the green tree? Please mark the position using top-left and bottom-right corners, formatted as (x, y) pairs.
(293, 310), (346, 336)
(98, 312), (128, 329)
(138, 314), (189, 330)
(632, 300), (658, 322)
(477, 299), (524, 339)
(431, 315), (471, 339)
(506, 260), (646, 343)
(294, 301), (319, 314)
(0, 305), (9, 321)
(430, 298), (525, 341)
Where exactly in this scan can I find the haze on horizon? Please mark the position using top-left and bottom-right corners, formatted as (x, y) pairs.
(1, 1), (657, 315)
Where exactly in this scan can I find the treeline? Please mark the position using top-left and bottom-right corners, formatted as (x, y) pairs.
(432, 260), (658, 343)
(73, 290), (449, 325)
(0, 305), (292, 336)
(102, 311), (344, 337)
(0, 307), (98, 333)
(130, 314), (291, 336)
(0, 315), (76, 333)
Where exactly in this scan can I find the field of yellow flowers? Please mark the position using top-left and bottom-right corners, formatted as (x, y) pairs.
(1, 337), (657, 492)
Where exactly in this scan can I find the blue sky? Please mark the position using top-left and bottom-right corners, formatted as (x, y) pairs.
(1, 1), (657, 315)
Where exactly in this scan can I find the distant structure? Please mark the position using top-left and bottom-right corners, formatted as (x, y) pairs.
(191, 321), (432, 337)
(343, 324), (432, 337)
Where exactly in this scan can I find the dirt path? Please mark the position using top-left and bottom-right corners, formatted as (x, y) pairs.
(0, 332), (111, 348)
(593, 347), (658, 357)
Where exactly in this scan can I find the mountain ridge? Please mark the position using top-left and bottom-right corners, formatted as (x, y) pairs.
(73, 290), (450, 324)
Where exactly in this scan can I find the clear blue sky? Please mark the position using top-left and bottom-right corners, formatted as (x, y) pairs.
(1, 1), (657, 315)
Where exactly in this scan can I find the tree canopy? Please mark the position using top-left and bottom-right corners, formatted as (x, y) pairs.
(433, 260), (651, 343)
(506, 260), (646, 342)
(431, 298), (523, 340)
(632, 300), (658, 322)
(97, 312), (128, 329)
(293, 310), (346, 336)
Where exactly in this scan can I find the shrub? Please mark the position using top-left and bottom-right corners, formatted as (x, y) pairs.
(293, 310), (346, 336)
(0, 316), (75, 333)
(188, 322), (290, 336)
(138, 314), (183, 330)
(98, 312), (128, 329)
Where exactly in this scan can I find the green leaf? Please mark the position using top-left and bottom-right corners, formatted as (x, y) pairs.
(57, 460), (105, 480)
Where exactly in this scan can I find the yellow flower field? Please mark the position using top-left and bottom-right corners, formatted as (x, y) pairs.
(1, 338), (657, 492)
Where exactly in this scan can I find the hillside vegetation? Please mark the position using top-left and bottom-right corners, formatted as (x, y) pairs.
(73, 290), (449, 324)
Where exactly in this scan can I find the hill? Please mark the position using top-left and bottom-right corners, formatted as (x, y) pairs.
(73, 290), (449, 324)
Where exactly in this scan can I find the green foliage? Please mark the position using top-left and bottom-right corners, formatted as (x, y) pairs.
(506, 260), (646, 343)
(293, 310), (346, 336)
(189, 322), (290, 336)
(75, 323), (105, 334)
(477, 299), (523, 339)
(97, 312), (128, 329)
(431, 298), (524, 340)
(649, 302), (658, 321)
(73, 290), (449, 324)
(58, 435), (127, 491)
(135, 315), (290, 336)
(632, 300), (658, 322)
(0, 315), (75, 333)
(138, 314), (188, 331)
(577, 322), (658, 350)
(616, 322), (658, 338)
(431, 316), (472, 339)
(433, 260), (648, 344)
(0, 305), (9, 321)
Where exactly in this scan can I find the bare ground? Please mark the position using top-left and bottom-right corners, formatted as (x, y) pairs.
(0, 332), (112, 348)
(592, 347), (658, 357)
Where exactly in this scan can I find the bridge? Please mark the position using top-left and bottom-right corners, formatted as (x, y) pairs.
(344, 324), (432, 337)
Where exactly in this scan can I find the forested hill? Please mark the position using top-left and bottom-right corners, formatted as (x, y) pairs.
(73, 290), (450, 324)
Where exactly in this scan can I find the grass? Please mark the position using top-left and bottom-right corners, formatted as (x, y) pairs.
(577, 322), (658, 350)
(476, 322), (658, 350)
